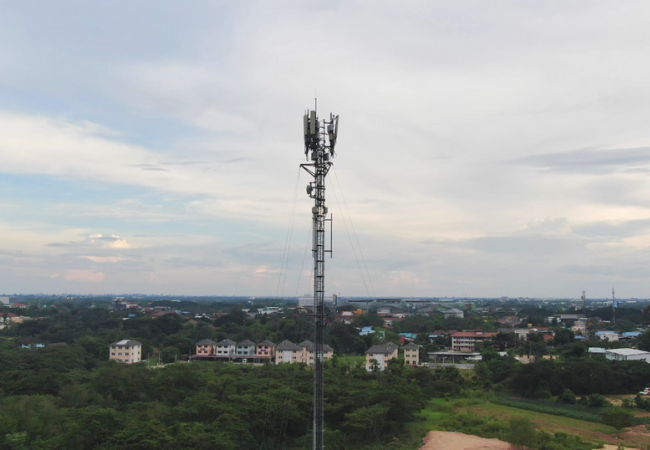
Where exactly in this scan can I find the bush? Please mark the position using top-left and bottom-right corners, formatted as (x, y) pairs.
(557, 389), (576, 405)
(490, 398), (600, 423)
(587, 394), (610, 408)
(600, 407), (635, 431)
(635, 394), (650, 411)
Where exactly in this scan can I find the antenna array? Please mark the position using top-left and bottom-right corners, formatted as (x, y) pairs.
(300, 105), (338, 450)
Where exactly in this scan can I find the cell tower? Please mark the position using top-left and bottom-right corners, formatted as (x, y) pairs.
(300, 104), (338, 450)
(581, 290), (586, 315)
(612, 288), (616, 325)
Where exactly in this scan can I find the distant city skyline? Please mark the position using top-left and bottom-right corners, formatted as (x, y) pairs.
(2, 2), (650, 297)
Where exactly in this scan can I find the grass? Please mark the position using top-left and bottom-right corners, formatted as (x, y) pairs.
(337, 355), (365, 365)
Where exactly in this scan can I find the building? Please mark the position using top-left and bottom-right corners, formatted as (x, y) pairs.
(595, 331), (620, 342)
(404, 342), (420, 366)
(11, 303), (28, 309)
(497, 316), (521, 326)
(236, 340), (256, 357)
(109, 340), (142, 364)
(0, 297), (9, 305)
(443, 308), (464, 319)
(256, 340), (275, 359)
(365, 343), (399, 371)
(275, 340), (303, 364)
(302, 342), (334, 366)
(196, 339), (217, 357)
(606, 348), (650, 363)
(215, 339), (236, 357)
(451, 330), (498, 352)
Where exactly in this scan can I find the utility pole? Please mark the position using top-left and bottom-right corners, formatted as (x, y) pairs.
(300, 104), (338, 450)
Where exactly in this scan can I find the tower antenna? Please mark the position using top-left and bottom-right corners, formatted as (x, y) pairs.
(612, 288), (616, 325)
(581, 290), (586, 316)
(301, 105), (338, 450)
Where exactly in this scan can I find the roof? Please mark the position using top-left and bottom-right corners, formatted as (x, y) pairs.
(623, 332), (643, 337)
(303, 342), (334, 352)
(588, 347), (607, 354)
(404, 343), (420, 350)
(216, 339), (236, 346)
(258, 340), (275, 347)
(196, 339), (216, 345)
(596, 331), (618, 335)
(110, 339), (142, 346)
(237, 340), (256, 346)
(366, 344), (399, 355)
(299, 340), (313, 348)
(276, 340), (301, 351)
(451, 331), (498, 338)
(607, 348), (650, 356)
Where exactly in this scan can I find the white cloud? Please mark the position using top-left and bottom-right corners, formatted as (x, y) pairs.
(65, 270), (105, 283)
(80, 256), (125, 263)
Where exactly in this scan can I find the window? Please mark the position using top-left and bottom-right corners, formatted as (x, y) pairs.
(118, 353), (122, 356)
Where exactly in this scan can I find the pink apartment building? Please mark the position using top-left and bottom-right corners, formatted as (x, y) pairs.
(109, 340), (142, 364)
(196, 339), (217, 357)
(256, 340), (276, 360)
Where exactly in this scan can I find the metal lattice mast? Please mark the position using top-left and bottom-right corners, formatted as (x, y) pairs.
(301, 106), (338, 450)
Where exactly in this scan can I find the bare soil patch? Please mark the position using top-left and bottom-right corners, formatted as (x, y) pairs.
(421, 431), (513, 450)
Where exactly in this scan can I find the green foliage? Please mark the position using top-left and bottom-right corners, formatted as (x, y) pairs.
(634, 394), (650, 411)
(586, 394), (610, 408)
(600, 407), (635, 431)
(505, 417), (537, 449)
(490, 398), (601, 422)
(557, 389), (576, 405)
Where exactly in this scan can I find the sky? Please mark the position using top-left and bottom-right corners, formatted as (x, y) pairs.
(2, 1), (650, 298)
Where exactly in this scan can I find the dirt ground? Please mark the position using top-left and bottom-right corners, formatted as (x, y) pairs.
(421, 431), (513, 450)
(420, 431), (645, 450)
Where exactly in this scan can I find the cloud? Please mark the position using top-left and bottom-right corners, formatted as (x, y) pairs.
(80, 256), (125, 263)
(254, 266), (280, 279)
(514, 147), (650, 175)
(65, 270), (105, 283)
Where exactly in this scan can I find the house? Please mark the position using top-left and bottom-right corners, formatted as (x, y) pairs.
(365, 343), (399, 371)
(359, 326), (375, 336)
(302, 342), (334, 366)
(11, 303), (28, 309)
(404, 342), (420, 366)
(595, 331), (619, 342)
(215, 339), (236, 357)
(275, 340), (303, 364)
(443, 308), (464, 319)
(196, 339), (217, 357)
(109, 340), (142, 364)
(571, 320), (587, 334)
(256, 340), (275, 359)
(606, 348), (650, 363)
(236, 340), (256, 357)
(588, 347), (606, 357)
(451, 330), (498, 352)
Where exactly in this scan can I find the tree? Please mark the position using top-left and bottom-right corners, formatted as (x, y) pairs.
(505, 417), (537, 449)
(600, 407), (634, 435)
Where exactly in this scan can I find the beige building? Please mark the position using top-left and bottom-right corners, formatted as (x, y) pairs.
(403, 342), (420, 366)
(451, 331), (497, 352)
(365, 343), (399, 371)
(109, 339), (142, 364)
